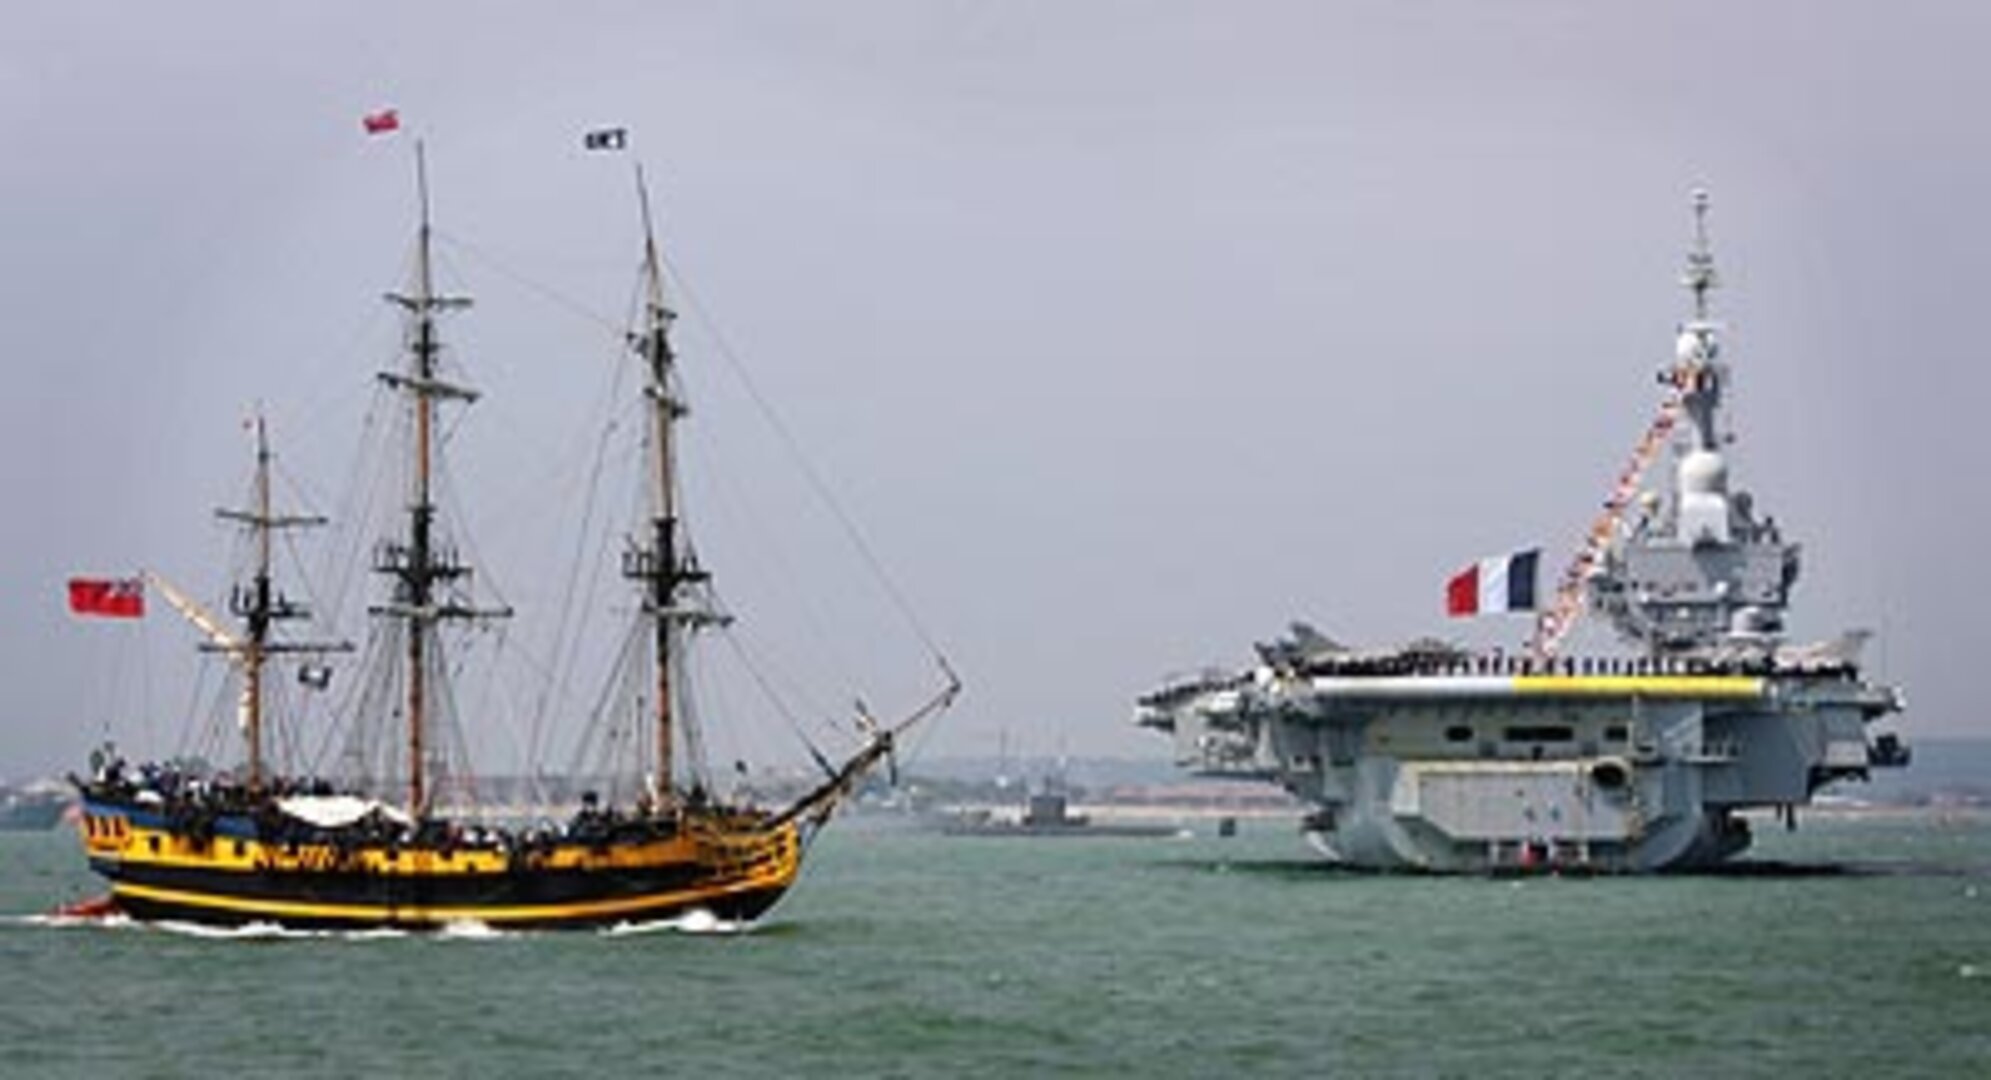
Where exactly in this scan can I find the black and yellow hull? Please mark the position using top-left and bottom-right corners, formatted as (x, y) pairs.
(77, 801), (802, 931)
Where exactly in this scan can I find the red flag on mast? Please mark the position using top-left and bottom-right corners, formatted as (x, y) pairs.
(68, 577), (145, 618)
(362, 108), (400, 136)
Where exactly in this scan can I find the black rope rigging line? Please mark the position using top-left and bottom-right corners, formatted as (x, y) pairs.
(525, 521), (626, 776)
(675, 651), (712, 791)
(304, 619), (379, 778)
(275, 523), (346, 745)
(193, 656), (238, 771)
(453, 622), (516, 795)
(432, 638), (483, 809)
(260, 271), (399, 458)
(660, 251), (956, 672)
(432, 228), (627, 339)
(565, 617), (645, 789)
(328, 629), (378, 789)
(717, 613), (840, 740)
(606, 618), (654, 802)
(678, 409), (864, 695)
(432, 453), (517, 617)
(269, 681), (302, 778)
(521, 323), (641, 771)
(714, 624), (843, 766)
(90, 622), (140, 751)
(312, 386), (397, 638)
(134, 607), (157, 761)
(331, 621), (404, 793)
(274, 495), (330, 613)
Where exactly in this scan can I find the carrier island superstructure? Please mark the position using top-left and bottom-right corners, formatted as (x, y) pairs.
(1136, 194), (1908, 872)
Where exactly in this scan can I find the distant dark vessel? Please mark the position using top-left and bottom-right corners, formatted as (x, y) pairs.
(942, 785), (1182, 838)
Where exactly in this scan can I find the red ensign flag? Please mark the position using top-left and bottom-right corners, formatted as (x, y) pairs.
(68, 577), (145, 618)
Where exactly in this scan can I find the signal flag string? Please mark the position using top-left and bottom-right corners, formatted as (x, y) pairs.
(1533, 375), (1689, 657)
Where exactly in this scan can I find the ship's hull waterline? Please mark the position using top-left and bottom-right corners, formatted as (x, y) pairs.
(79, 802), (801, 930)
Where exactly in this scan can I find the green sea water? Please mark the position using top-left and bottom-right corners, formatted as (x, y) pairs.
(2, 813), (1987, 1078)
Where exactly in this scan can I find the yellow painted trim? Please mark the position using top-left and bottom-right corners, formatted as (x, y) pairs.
(110, 858), (799, 925)
(89, 820), (798, 880)
(1511, 675), (1764, 698)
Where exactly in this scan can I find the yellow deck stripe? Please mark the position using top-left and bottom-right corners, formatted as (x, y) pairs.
(1510, 675), (1764, 697)
(111, 871), (792, 925)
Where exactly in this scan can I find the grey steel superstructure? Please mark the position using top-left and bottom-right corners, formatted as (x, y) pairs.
(1136, 194), (1907, 872)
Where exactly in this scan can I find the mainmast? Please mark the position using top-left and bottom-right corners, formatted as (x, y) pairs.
(374, 141), (502, 818)
(621, 166), (717, 805)
(213, 415), (336, 790)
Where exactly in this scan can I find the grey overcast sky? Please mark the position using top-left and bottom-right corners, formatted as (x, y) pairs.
(3, 2), (1987, 780)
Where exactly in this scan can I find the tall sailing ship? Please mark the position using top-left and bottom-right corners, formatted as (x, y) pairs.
(72, 146), (956, 929)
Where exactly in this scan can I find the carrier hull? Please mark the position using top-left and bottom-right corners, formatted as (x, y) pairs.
(1140, 668), (1905, 873)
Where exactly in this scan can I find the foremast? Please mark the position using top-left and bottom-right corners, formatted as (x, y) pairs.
(373, 142), (508, 820)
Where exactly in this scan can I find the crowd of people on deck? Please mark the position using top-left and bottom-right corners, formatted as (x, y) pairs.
(72, 742), (744, 859)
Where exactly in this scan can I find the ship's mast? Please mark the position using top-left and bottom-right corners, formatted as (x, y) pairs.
(214, 415), (336, 790)
(244, 419), (276, 787)
(375, 141), (496, 819)
(1684, 188), (1717, 322)
(1677, 188), (1724, 455)
(621, 166), (716, 805)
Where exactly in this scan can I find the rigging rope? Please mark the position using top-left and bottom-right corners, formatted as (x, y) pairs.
(434, 228), (625, 337)
(525, 358), (636, 779)
(433, 223), (957, 679)
(659, 254), (957, 676)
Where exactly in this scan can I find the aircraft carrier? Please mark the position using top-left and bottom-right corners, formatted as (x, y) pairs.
(1135, 193), (1908, 872)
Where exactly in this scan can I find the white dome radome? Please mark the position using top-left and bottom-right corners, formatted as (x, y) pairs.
(1679, 448), (1728, 495)
(1675, 328), (1718, 366)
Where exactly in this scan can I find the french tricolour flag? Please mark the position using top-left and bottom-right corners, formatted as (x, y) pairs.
(1445, 549), (1540, 617)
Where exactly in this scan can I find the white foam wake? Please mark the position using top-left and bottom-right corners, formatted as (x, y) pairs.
(436, 919), (513, 940)
(8, 912), (135, 931)
(601, 908), (750, 937)
(11, 908), (755, 939)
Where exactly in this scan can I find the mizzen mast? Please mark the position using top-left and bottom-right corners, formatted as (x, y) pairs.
(373, 141), (505, 819)
(207, 416), (346, 790)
